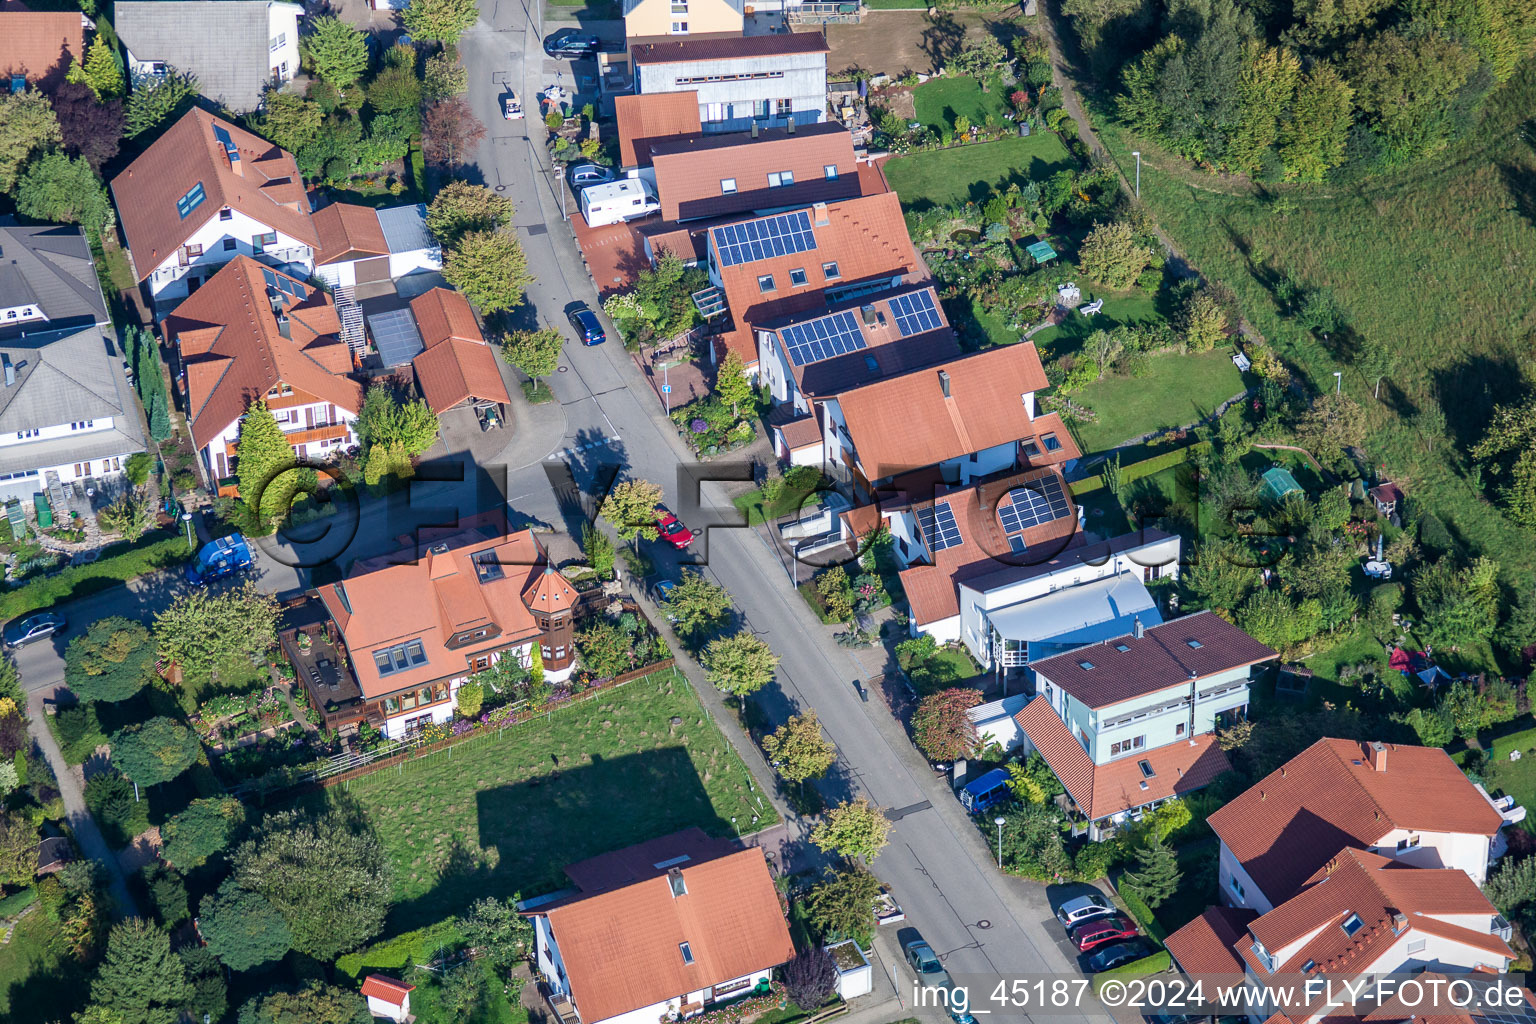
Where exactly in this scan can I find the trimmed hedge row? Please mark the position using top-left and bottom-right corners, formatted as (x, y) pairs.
(0, 531), (194, 620)
(1070, 441), (1212, 498)
(1116, 884), (1168, 943)
(1092, 949), (1172, 992)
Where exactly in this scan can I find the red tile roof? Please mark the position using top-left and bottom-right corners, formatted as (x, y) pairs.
(314, 203), (388, 264)
(410, 287), (483, 347)
(112, 108), (317, 281)
(318, 525), (550, 697)
(1243, 849), (1509, 979)
(543, 838), (793, 1024)
(616, 91), (702, 169)
(1030, 610), (1276, 709)
(1207, 738), (1503, 907)
(522, 566), (577, 616)
(163, 256), (360, 451)
(775, 416), (821, 451)
(412, 339), (510, 413)
(629, 32), (828, 65)
(0, 3), (82, 83)
(829, 342), (1050, 482)
(1013, 697), (1231, 821)
(651, 124), (863, 221)
(1164, 905), (1256, 976)
(361, 975), (414, 1006)
(893, 467), (1079, 626)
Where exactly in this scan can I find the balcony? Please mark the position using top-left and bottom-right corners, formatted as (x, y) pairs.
(225, 422), (349, 458)
(543, 985), (580, 1024)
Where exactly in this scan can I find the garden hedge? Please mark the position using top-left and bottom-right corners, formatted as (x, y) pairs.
(0, 531), (194, 620)
(1070, 441), (1212, 498)
(1092, 950), (1172, 993)
(1116, 884), (1168, 943)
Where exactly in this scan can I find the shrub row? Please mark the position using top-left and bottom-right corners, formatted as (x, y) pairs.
(0, 531), (194, 620)
(1069, 441), (1212, 498)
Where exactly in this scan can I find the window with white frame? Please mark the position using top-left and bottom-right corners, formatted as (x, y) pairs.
(767, 170), (794, 188)
(1109, 735), (1145, 757)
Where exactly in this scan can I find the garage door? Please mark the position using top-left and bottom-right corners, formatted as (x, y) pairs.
(355, 256), (391, 284)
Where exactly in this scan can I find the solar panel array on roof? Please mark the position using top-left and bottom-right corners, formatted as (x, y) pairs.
(711, 211), (816, 268)
(368, 308), (425, 367)
(890, 290), (942, 336)
(278, 277), (306, 299)
(917, 501), (962, 551)
(998, 476), (1072, 534)
(781, 310), (865, 367)
(261, 268), (280, 289)
(212, 124), (239, 163)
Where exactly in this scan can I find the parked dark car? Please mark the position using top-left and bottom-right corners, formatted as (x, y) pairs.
(1069, 915), (1138, 952)
(3, 611), (65, 649)
(1056, 893), (1117, 929)
(543, 31), (600, 58)
(567, 305), (607, 346)
(1087, 939), (1156, 972)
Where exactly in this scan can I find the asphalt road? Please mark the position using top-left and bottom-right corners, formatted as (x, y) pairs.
(11, 5), (1114, 1017)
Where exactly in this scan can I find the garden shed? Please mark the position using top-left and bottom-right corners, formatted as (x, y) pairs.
(826, 940), (871, 999)
(1259, 467), (1303, 503)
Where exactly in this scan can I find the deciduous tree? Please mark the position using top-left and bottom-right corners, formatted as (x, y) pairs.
(803, 867), (881, 942)
(110, 717), (200, 788)
(660, 571), (732, 639)
(1228, 42), (1300, 175)
(15, 152), (112, 241)
(582, 523), (615, 577)
(66, 617), (155, 703)
(1346, 28), (1475, 153)
(762, 711), (836, 789)
(1179, 288), (1229, 352)
(424, 52), (468, 99)
(782, 947), (837, 1011)
(50, 82), (123, 171)
(0, 809), (38, 888)
(423, 96), (485, 168)
(459, 895), (534, 976)
(702, 631), (777, 706)
(501, 328), (562, 393)
(402, 0), (479, 44)
(238, 982), (373, 1024)
(160, 797), (246, 870)
(199, 879), (293, 971)
(1077, 220), (1155, 290)
(155, 582), (279, 677)
(367, 60), (423, 119)
(427, 180), (514, 248)
(1278, 65), (1353, 183)
(911, 688), (982, 762)
(304, 17), (370, 88)
(599, 478), (664, 543)
(232, 807), (390, 960)
(0, 88), (62, 193)
(442, 229), (531, 315)
(258, 91), (324, 155)
(89, 918), (191, 1024)
(810, 798), (890, 862)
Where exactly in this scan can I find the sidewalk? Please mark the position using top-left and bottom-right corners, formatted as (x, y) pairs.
(25, 690), (140, 920)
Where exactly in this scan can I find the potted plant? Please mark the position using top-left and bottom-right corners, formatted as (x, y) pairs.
(297, 632), (312, 653)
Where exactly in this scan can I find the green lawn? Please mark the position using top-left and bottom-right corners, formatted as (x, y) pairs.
(1087, 62), (1536, 580)
(899, 646), (983, 695)
(326, 672), (775, 930)
(1031, 293), (1164, 353)
(1480, 720), (1536, 825)
(913, 74), (1014, 135)
(1067, 349), (1248, 452)
(0, 907), (91, 1022)
(884, 133), (1075, 212)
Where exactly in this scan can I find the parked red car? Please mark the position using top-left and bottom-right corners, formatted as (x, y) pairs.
(1070, 915), (1138, 952)
(654, 506), (695, 549)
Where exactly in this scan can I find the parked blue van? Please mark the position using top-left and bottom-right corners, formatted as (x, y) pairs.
(958, 767), (1011, 814)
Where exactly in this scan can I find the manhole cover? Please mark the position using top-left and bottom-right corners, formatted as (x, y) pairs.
(557, 365), (569, 373)
(977, 920), (992, 930)
(495, 185), (507, 191)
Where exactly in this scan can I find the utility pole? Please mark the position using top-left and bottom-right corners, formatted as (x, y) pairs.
(1131, 151), (1141, 199)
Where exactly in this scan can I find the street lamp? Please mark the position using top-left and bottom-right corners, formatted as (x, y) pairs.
(180, 510), (193, 548)
(1131, 151), (1141, 199)
(993, 816), (1006, 870)
(1333, 371), (1343, 395)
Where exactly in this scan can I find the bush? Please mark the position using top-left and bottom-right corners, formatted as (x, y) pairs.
(0, 533), (192, 621)
(51, 702), (107, 765)
(83, 772), (150, 848)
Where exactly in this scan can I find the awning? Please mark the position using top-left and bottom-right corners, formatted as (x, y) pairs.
(985, 572), (1158, 647)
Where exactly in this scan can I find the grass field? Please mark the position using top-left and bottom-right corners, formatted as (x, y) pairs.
(1068, 349), (1247, 451)
(912, 74), (1013, 134)
(1481, 720), (1536, 822)
(1086, 61), (1536, 580)
(327, 671), (774, 930)
(1032, 293), (1163, 352)
(0, 908), (91, 1022)
(884, 133), (1074, 211)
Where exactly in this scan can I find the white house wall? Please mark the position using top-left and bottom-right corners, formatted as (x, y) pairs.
(637, 54), (828, 133)
(315, 261), (356, 290)
(1219, 840), (1275, 914)
(940, 440), (1016, 487)
(200, 396), (358, 480)
(267, 3), (301, 85)
(387, 248), (442, 280)
(1368, 828), (1492, 887)
(143, 207), (315, 302)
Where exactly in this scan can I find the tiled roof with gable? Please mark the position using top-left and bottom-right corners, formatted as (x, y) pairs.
(412, 339), (510, 413)
(617, 91), (703, 169)
(360, 975), (414, 1006)
(651, 123), (863, 221)
(0, 2), (82, 84)
(1208, 738), (1503, 906)
(113, 0), (278, 112)
(1030, 610), (1276, 710)
(314, 203), (389, 265)
(1165, 905), (1257, 976)
(629, 31), (828, 65)
(1013, 696), (1230, 821)
(891, 466), (1079, 626)
(542, 836), (793, 1024)
(0, 217), (109, 333)
(162, 256), (361, 450)
(829, 342), (1050, 482)
(317, 524), (550, 697)
(410, 288), (482, 347)
(111, 109), (318, 281)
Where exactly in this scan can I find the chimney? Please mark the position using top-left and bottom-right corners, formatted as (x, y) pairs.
(2, 357), (12, 388)
(1133, 616), (1144, 639)
(938, 369), (951, 398)
(813, 201), (829, 226)
(276, 314), (290, 339)
(1367, 741), (1388, 772)
(860, 305), (877, 326)
(1391, 912), (1408, 933)
(751, 122), (760, 138)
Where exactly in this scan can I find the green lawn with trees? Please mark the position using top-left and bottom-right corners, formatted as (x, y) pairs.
(1067, 348), (1246, 451)
(883, 133), (1075, 212)
(318, 672), (772, 929)
(911, 74), (1014, 135)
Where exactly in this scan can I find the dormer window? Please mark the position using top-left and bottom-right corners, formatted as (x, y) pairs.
(1251, 941), (1275, 972)
(1341, 913), (1364, 936)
